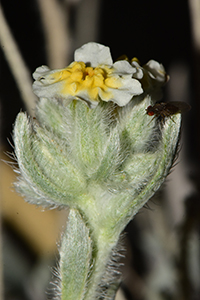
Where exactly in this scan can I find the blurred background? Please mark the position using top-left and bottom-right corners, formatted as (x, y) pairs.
(0, 0), (199, 299)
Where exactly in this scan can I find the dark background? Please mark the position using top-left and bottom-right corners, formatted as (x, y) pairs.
(1, 1), (199, 299)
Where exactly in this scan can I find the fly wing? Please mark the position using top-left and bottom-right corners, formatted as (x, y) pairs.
(168, 101), (191, 114)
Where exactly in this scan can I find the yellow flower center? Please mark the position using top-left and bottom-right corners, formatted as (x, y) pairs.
(49, 62), (122, 101)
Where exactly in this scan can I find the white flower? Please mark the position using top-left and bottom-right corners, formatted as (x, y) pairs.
(131, 59), (168, 88)
(33, 42), (143, 108)
(130, 58), (168, 101)
(143, 60), (168, 83)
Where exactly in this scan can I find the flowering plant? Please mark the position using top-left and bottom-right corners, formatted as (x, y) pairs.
(13, 42), (181, 300)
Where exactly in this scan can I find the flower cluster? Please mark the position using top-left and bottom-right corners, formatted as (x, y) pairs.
(33, 42), (167, 108)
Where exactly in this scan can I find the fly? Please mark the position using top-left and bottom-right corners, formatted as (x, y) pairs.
(146, 101), (191, 122)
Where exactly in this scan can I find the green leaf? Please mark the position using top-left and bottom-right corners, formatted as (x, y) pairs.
(60, 209), (92, 300)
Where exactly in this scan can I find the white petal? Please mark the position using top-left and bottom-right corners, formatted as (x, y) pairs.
(33, 66), (51, 80)
(76, 91), (99, 108)
(74, 42), (113, 67)
(99, 76), (143, 106)
(131, 61), (144, 79)
(33, 80), (64, 99)
(113, 60), (144, 80)
(144, 60), (166, 82)
(119, 76), (143, 95)
(113, 60), (137, 74)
